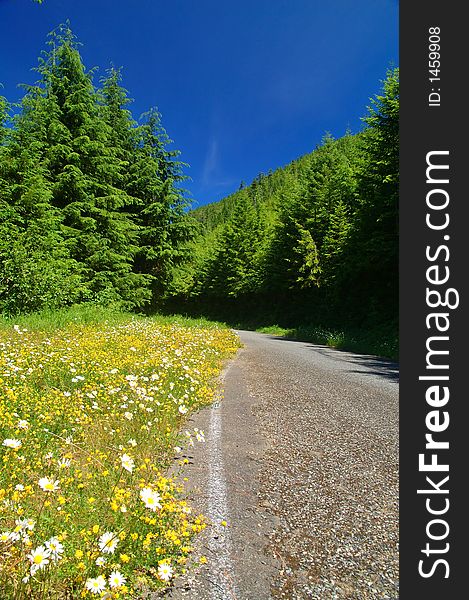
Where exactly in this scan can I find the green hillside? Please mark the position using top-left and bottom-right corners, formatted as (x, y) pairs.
(168, 69), (399, 358)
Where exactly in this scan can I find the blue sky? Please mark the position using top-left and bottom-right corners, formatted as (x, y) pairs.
(0, 0), (398, 207)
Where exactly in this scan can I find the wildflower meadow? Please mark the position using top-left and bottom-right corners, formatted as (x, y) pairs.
(0, 311), (239, 598)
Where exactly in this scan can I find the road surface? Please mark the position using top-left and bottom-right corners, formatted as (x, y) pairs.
(164, 330), (399, 600)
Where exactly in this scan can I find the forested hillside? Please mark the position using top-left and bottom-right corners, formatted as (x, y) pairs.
(0, 24), (193, 315)
(170, 69), (399, 355)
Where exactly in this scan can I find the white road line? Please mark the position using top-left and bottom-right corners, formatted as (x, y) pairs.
(207, 366), (238, 600)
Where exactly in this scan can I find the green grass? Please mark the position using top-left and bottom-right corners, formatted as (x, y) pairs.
(256, 325), (294, 336)
(0, 304), (230, 333)
(148, 313), (230, 330)
(0, 303), (128, 331)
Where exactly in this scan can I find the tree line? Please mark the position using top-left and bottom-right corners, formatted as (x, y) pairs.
(0, 23), (193, 314)
(171, 68), (398, 337)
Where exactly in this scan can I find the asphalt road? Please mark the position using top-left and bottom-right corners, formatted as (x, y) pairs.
(164, 330), (399, 600)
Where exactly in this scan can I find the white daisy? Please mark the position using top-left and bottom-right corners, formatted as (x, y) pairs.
(85, 575), (107, 594)
(28, 545), (51, 574)
(2, 438), (22, 450)
(45, 537), (64, 561)
(0, 531), (12, 543)
(120, 453), (135, 473)
(140, 487), (162, 511)
(98, 531), (119, 554)
(15, 518), (35, 531)
(38, 477), (60, 492)
(108, 570), (126, 588)
(158, 562), (174, 582)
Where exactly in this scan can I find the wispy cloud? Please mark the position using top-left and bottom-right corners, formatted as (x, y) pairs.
(202, 138), (219, 185)
(201, 137), (236, 191)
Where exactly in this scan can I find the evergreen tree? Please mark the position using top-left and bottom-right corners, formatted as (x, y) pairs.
(98, 67), (138, 182)
(321, 200), (350, 286)
(340, 68), (399, 321)
(0, 92), (7, 141)
(130, 108), (194, 302)
(0, 90), (10, 212)
(263, 176), (322, 291)
(1, 23), (193, 314)
(204, 191), (261, 297)
(31, 24), (150, 308)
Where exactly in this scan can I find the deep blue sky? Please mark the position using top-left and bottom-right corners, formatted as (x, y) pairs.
(0, 0), (398, 208)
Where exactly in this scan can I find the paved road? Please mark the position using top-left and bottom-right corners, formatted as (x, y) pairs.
(164, 331), (399, 600)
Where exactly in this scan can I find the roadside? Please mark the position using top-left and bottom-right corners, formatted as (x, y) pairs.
(163, 345), (280, 600)
(165, 331), (399, 599)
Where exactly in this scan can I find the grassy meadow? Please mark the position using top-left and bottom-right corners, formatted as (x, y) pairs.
(0, 306), (240, 598)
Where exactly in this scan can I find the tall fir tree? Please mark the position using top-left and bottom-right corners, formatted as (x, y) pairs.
(30, 23), (151, 308)
(98, 67), (138, 185)
(204, 190), (261, 297)
(340, 68), (399, 322)
(130, 108), (194, 303)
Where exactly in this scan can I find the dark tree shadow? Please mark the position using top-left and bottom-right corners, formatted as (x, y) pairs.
(252, 332), (399, 382)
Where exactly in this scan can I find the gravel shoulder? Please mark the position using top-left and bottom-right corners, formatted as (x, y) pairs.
(166, 331), (399, 600)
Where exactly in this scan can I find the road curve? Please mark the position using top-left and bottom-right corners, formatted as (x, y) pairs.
(165, 330), (399, 600)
